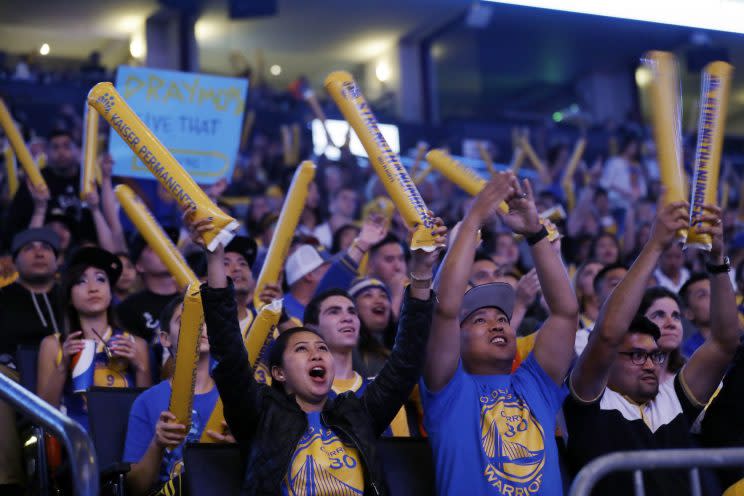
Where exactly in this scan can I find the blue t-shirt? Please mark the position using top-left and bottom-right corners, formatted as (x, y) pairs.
(122, 380), (220, 484)
(281, 411), (365, 496)
(421, 354), (567, 496)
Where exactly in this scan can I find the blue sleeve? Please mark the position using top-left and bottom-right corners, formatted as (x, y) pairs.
(419, 362), (468, 432)
(315, 254), (359, 294)
(122, 392), (157, 464)
(513, 353), (568, 414)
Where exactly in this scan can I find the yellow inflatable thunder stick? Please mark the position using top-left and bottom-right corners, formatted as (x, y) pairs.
(305, 89), (335, 147)
(199, 399), (226, 443)
(426, 149), (560, 241)
(412, 164), (433, 185)
(0, 98), (46, 190)
(686, 61), (733, 251)
(168, 282), (203, 432)
(325, 71), (439, 252)
(115, 185), (198, 289)
(244, 298), (282, 368)
(37, 152), (47, 170)
(3, 144), (18, 197)
(477, 142), (497, 177)
(642, 51), (688, 241)
(80, 105), (98, 200)
(253, 161), (316, 309)
(88, 83), (239, 251)
(410, 142), (428, 177)
(561, 137), (587, 211)
(517, 134), (550, 184)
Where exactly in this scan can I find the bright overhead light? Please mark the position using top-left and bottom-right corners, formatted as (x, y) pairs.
(39, 43), (50, 56)
(375, 61), (391, 82)
(270, 64), (282, 76)
(129, 36), (145, 59)
(481, 0), (744, 34)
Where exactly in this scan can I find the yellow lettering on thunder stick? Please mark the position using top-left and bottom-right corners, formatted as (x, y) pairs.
(687, 61), (733, 250)
(115, 185), (198, 289)
(169, 282), (203, 431)
(0, 98), (46, 190)
(253, 161), (316, 310)
(88, 83), (239, 251)
(325, 71), (439, 252)
(80, 105), (98, 200)
(642, 51), (688, 241)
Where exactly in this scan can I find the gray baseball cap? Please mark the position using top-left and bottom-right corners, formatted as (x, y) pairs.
(459, 282), (515, 324)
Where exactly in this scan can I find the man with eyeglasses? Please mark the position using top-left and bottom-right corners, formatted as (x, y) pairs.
(563, 201), (738, 495)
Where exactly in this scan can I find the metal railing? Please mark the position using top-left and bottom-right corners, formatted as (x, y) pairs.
(0, 371), (99, 495)
(569, 447), (744, 496)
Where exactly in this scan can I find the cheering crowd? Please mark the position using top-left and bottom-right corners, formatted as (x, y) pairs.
(0, 75), (744, 496)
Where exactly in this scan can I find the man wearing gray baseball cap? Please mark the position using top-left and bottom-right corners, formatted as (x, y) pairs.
(421, 172), (579, 496)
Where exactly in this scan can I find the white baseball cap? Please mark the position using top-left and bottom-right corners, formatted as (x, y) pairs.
(285, 245), (326, 286)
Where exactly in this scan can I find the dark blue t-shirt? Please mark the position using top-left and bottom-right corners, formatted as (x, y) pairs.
(421, 354), (567, 496)
(122, 380), (219, 484)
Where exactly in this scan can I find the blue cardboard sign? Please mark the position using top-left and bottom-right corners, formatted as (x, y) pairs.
(108, 66), (248, 185)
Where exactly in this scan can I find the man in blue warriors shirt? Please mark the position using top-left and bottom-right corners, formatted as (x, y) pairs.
(421, 172), (579, 495)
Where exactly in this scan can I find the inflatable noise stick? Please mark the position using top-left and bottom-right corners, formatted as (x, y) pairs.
(412, 164), (432, 185)
(253, 161), (316, 309)
(511, 147), (525, 174)
(168, 282), (203, 432)
(642, 51), (688, 241)
(325, 71), (439, 252)
(426, 149), (559, 242)
(88, 83), (239, 251)
(561, 137), (587, 211)
(477, 143), (497, 176)
(410, 142), (428, 177)
(240, 109), (256, 150)
(518, 136), (549, 183)
(304, 90), (335, 147)
(0, 98), (46, 191)
(199, 398), (225, 443)
(115, 185), (198, 289)
(244, 298), (282, 369)
(686, 61), (733, 251)
(4, 144), (18, 197)
(80, 104), (98, 200)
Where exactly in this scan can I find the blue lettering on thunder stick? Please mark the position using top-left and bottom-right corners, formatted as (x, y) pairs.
(690, 76), (720, 226)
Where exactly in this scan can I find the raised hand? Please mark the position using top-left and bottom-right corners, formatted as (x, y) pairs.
(693, 204), (725, 262)
(466, 171), (515, 227)
(182, 204), (213, 250)
(205, 420), (236, 444)
(28, 178), (50, 211)
(409, 216), (447, 278)
(515, 268), (540, 306)
(153, 411), (187, 450)
(258, 282), (283, 305)
(649, 196), (689, 251)
(355, 214), (387, 252)
(501, 177), (541, 236)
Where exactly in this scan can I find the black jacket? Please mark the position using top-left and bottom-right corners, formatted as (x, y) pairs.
(201, 282), (434, 495)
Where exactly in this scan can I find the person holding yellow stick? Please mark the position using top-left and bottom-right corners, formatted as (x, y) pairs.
(88, 82), (239, 252)
(123, 293), (235, 496)
(6, 129), (98, 245)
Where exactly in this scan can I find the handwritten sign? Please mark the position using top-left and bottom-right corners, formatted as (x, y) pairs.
(108, 66), (248, 184)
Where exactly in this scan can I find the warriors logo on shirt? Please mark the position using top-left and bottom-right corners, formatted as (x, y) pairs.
(282, 423), (364, 496)
(480, 387), (546, 494)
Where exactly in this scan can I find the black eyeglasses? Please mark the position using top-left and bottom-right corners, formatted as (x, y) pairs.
(618, 350), (666, 366)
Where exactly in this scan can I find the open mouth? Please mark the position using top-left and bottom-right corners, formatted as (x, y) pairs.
(490, 336), (507, 345)
(371, 305), (386, 315)
(309, 366), (326, 381)
(339, 327), (356, 334)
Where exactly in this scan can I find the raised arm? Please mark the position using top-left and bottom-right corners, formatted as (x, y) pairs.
(424, 173), (514, 392)
(99, 154), (128, 252)
(185, 207), (262, 443)
(571, 200), (689, 401)
(502, 179), (579, 384)
(27, 178), (49, 229)
(84, 186), (118, 253)
(682, 205), (740, 404)
(363, 223), (444, 435)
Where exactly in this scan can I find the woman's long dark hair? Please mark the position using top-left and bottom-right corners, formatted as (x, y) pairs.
(61, 263), (118, 339)
(639, 286), (686, 373)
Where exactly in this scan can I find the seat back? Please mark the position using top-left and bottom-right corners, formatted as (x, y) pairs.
(377, 437), (436, 495)
(15, 345), (39, 393)
(87, 387), (146, 469)
(183, 444), (244, 495)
